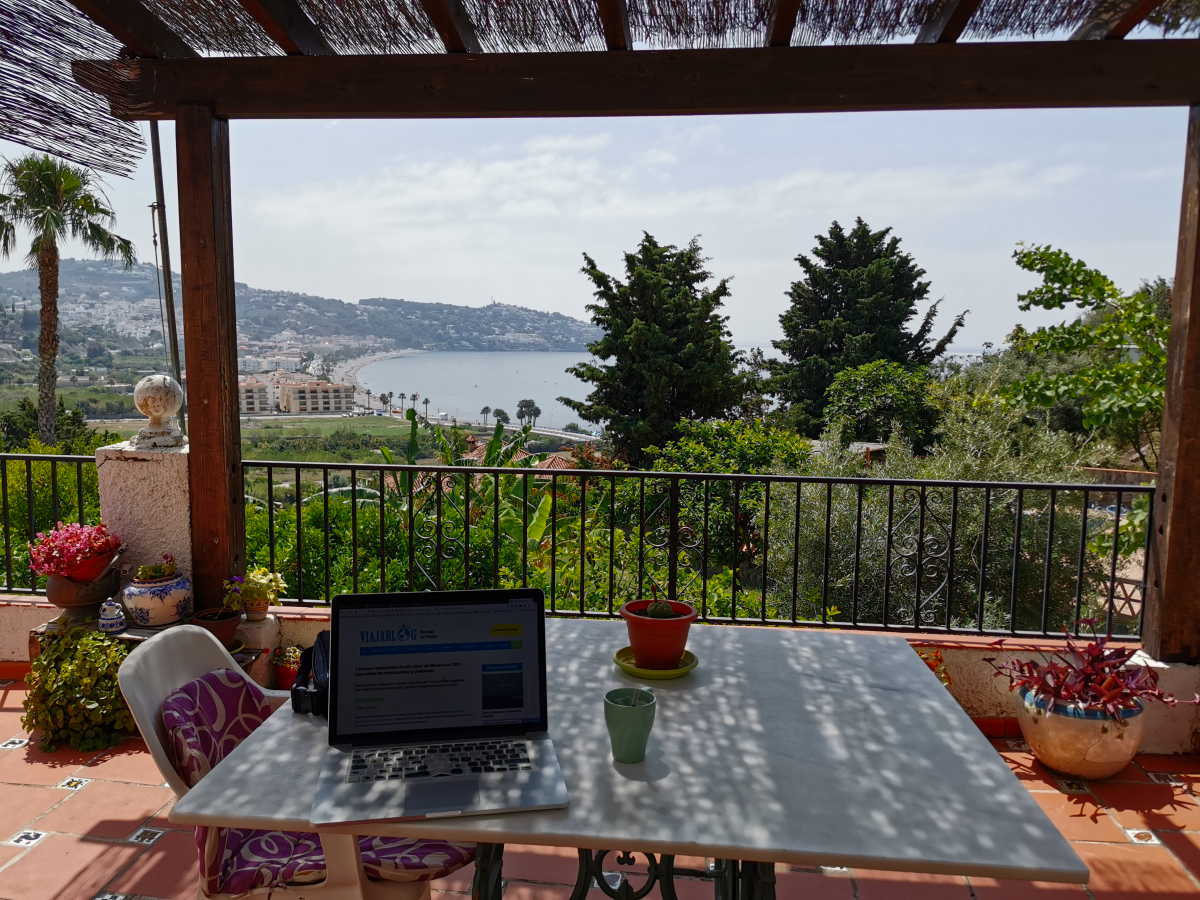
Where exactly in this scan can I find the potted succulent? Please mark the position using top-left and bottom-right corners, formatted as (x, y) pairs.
(271, 644), (303, 689)
(29, 522), (123, 622)
(122, 553), (193, 627)
(986, 620), (1191, 779)
(191, 575), (247, 648)
(619, 592), (698, 669)
(227, 567), (286, 621)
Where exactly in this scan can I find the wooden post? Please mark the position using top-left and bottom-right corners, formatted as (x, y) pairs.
(175, 104), (244, 607)
(1144, 104), (1200, 663)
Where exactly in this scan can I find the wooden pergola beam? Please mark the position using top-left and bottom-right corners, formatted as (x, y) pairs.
(1144, 105), (1200, 662)
(916, 0), (984, 43)
(74, 40), (1200, 121)
(418, 0), (481, 53)
(1071, 0), (1167, 40)
(764, 0), (802, 47)
(238, 0), (334, 55)
(597, 0), (632, 51)
(67, 0), (197, 58)
(175, 104), (244, 606)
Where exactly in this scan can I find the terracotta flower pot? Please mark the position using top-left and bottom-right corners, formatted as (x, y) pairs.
(620, 599), (697, 669)
(65, 550), (118, 583)
(190, 609), (243, 648)
(244, 596), (271, 622)
(1016, 687), (1146, 780)
(273, 663), (300, 690)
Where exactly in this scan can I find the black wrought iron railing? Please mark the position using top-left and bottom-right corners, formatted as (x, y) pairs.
(0, 453), (100, 593)
(241, 461), (1154, 639)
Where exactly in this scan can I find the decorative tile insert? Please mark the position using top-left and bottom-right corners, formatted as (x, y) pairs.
(1149, 772), (1185, 786)
(0, 737), (29, 750)
(1056, 778), (1090, 795)
(56, 776), (91, 791)
(93, 893), (127, 900)
(1125, 827), (1161, 844)
(1004, 739), (1030, 751)
(128, 826), (164, 846)
(6, 830), (46, 847)
(0, 679), (14, 687)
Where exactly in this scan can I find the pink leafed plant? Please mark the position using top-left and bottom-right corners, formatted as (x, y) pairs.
(28, 522), (121, 577)
(984, 619), (1197, 721)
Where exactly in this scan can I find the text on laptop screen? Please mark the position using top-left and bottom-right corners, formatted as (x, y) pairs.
(335, 597), (543, 738)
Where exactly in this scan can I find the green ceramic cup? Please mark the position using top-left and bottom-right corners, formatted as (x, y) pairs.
(604, 687), (656, 764)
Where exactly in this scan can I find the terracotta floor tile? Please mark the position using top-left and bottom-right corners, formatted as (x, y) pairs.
(0, 742), (93, 786)
(0, 783), (66, 838)
(501, 884), (573, 899)
(33, 778), (174, 839)
(433, 860), (476, 893)
(968, 875), (1088, 897)
(501, 844), (581, 885)
(0, 833), (143, 900)
(0, 843), (27, 871)
(1031, 791), (1127, 843)
(772, 868), (855, 898)
(143, 795), (179, 831)
(107, 827), (198, 899)
(997, 750), (1086, 793)
(1073, 841), (1200, 898)
(79, 739), (167, 785)
(1105, 762), (1156, 784)
(1160, 832), (1200, 881)
(852, 868), (972, 898)
(1137, 755), (1200, 777)
(1091, 781), (1200, 832)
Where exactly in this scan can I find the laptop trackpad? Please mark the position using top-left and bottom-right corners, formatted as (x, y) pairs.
(404, 779), (480, 815)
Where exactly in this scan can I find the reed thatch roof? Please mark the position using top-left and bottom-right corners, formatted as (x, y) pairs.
(2, 0), (1199, 177)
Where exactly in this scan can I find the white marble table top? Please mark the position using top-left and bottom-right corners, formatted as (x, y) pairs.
(171, 618), (1087, 882)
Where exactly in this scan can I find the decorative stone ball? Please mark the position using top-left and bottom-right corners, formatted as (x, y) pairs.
(134, 374), (183, 427)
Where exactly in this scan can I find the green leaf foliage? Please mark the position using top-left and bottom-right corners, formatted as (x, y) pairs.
(1005, 245), (1167, 470)
(559, 233), (746, 466)
(770, 217), (965, 435)
(824, 360), (939, 451)
(23, 628), (134, 752)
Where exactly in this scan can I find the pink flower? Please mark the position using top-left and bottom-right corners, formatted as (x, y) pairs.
(28, 522), (121, 577)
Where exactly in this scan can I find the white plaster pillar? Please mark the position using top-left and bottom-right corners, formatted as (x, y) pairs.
(96, 443), (193, 578)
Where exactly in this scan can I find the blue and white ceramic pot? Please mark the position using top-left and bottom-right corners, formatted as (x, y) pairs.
(1016, 687), (1145, 780)
(123, 573), (193, 627)
(97, 599), (127, 634)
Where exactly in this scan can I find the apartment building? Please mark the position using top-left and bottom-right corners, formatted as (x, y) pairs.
(277, 380), (354, 414)
(237, 377), (270, 415)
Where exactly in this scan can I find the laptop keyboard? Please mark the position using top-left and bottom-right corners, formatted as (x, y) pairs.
(348, 739), (533, 783)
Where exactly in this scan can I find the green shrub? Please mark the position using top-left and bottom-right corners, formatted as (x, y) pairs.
(23, 628), (134, 751)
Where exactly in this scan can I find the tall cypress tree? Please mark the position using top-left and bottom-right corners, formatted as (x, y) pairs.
(770, 217), (965, 435)
(561, 233), (745, 465)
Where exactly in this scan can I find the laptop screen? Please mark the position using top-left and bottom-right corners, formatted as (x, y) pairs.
(329, 590), (547, 745)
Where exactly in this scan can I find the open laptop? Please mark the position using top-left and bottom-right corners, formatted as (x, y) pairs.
(310, 589), (569, 825)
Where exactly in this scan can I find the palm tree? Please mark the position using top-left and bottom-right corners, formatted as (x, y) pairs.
(365, 388), (373, 411)
(493, 408), (510, 426)
(422, 397), (431, 420)
(399, 392), (407, 411)
(480, 405), (491, 426)
(410, 391), (419, 413)
(0, 154), (135, 442)
(530, 404), (542, 427)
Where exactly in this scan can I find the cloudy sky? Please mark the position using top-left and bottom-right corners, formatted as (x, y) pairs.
(0, 105), (1188, 348)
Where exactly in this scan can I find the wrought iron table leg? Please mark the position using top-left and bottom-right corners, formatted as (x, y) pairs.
(569, 848), (680, 899)
(737, 861), (776, 900)
(712, 859), (739, 900)
(471, 843), (504, 900)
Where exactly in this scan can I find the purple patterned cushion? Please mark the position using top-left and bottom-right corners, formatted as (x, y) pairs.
(161, 668), (271, 788)
(160, 669), (475, 894)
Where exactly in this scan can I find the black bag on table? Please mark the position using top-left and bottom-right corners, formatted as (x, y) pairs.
(290, 629), (330, 717)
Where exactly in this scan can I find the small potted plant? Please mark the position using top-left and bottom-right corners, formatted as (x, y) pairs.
(271, 644), (303, 689)
(234, 567), (286, 621)
(29, 522), (123, 619)
(986, 619), (1191, 779)
(123, 553), (192, 627)
(619, 591), (698, 670)
(191, 575), (247, 648)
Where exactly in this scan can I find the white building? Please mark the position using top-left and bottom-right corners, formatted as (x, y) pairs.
(277, 381), (354, 414)
(237, 376), (270, 415)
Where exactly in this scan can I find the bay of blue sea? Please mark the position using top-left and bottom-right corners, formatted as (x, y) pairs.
(357, 351), (594, 429)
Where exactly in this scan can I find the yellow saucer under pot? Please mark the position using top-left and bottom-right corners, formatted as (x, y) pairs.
(613, 646), (699, 680)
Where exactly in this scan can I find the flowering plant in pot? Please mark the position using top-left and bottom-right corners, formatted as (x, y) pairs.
(619, 592), (698, 669)
(123, 553), (192, 627)
(271, 645), (303, 689)
(224, 567), (286, 621)
(29, 522), (123, 621)
(29, 522), (122, 581)
(986, 619), (1193, 779)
